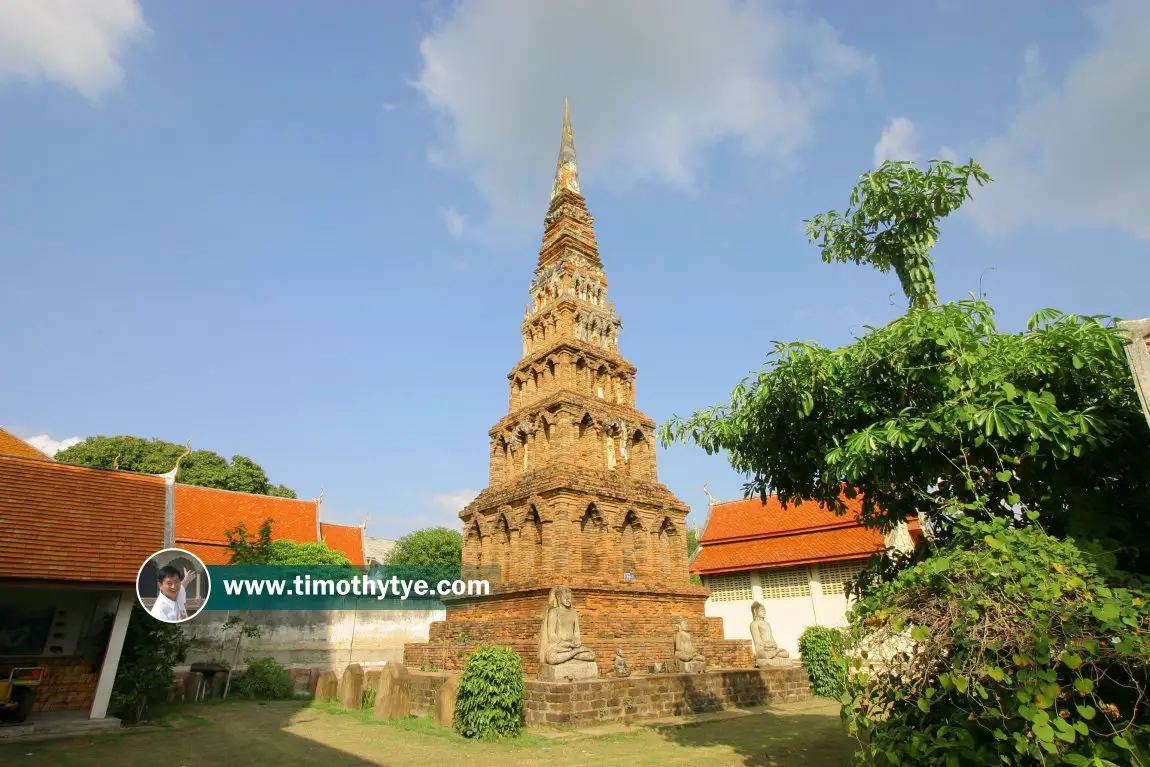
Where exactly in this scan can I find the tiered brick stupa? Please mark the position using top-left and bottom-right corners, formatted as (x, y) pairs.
(404, 101), (754, 676)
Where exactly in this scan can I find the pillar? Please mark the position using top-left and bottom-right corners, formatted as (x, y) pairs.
(90, 589), (134, 720)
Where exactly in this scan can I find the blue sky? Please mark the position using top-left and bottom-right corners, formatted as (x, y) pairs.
(2, 0), (1146, 539)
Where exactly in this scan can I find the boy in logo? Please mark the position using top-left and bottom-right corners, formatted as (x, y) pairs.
(150, 565), (197, 622)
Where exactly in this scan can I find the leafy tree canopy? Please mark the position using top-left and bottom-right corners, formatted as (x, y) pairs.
(806, 159), (990, 310)
(225, 519), (349, 566)
(57, 435), (296, 498)
(661, 160), (1150, 575)
(385, 527), (463, 567)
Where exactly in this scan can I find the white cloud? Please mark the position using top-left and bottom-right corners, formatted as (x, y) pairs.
(23, 433), (83, 457)
(441, 206), (466, 238)
(1017, 45), (1046, 100)
(413, 0), (874, 241)
(873, 117), (919, 166)
(427, 489), (478, 514)
(966, 0), (1150, 242)
(0, 0), (148, 101)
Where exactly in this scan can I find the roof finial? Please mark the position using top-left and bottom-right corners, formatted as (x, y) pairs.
(550, 97), (580, 200)
(703, 482), (718, 508)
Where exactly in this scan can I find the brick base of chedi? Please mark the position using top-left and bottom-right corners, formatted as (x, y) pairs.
(403, 101), (756, 681)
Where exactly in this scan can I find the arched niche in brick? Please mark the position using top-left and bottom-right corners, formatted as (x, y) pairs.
(619, 509), (644, 578)
(519, 504), (544, 572)
(578, 503), (605, 575)
(656, 516), (681, 576)
(495, 512), (512, 584)
(465, 519), (485, 569)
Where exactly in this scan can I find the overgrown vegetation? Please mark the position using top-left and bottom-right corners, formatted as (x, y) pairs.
(454, 646), (525, 740)
(799, 625), (849, 700)
(111, 604), (190, 724)
(229, 658), (295, 700)
(847, 515), (1149, 765)
(660, 160), (1150, 577)
(225, 518), (350, 565)
(385, 527), (463, 567)
(57, 435), (295, 497)
(659, 158), (1150, 764)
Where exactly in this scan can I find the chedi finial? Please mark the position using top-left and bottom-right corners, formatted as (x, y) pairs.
(550, 97), (581, 200)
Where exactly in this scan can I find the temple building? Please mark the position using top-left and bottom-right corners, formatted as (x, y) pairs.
(404, 102), (755, 676)
(690, 493), (921, 655)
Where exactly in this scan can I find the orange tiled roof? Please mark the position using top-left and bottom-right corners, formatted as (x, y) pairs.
(0, 455), (166, 583)
(178, 542), (234, 566)
(0, 428), (52, 461)
(174, 484), (318, 549)
(320, 522), (365, 566)
(692, 495), (920, 575)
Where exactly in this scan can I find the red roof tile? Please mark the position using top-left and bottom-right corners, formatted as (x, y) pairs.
(179, 542), (234, 566)
(320, 523), (365, 566)
(693, 526), (887, 574)
(174, 484), (318, 548)
(0, 455), (166, 583)
(701, 495), (868, 543)
(0, 428), (52, 461)
(692, 495), (921, 575)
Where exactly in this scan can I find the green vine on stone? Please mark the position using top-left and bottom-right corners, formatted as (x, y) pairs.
(799, 625), (849, 700)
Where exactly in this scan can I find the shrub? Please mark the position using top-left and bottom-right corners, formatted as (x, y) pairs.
(112, 604), (190, 723)
(845, 514), (1150, 766)
(230, 657), (295, 700)
(362, 683), (377, 710)
(454, 646), (525, 740)
(799, 625), (848, 699)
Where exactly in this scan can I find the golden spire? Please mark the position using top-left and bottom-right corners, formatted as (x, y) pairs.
(550, 97), (581, 200)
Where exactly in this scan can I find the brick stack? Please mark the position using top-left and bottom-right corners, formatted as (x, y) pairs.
(5, 656), (100, 713)
(404, 103), (755, 677)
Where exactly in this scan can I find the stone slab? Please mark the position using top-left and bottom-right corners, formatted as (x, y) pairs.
(666, 659), (706, 673)
(539, 659), (599, 682)
(433, 673), (461, 728)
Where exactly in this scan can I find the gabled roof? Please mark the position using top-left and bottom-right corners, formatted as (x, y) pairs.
(0, 428), (53, 461)
(692, 494), (919, 575)
(321, 522), (366, 566)
(174, 484), (320, 565)
(0, 454), (166, 583)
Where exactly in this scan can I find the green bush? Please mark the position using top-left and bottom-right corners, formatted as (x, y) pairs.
(111, 604), (190, 724)
(362, 683), (377, 710)
(845, 514), (1150, 766)
(454, 646), (525, 740)
(799, 625), (848, 699)
(230, 657), (295, 700)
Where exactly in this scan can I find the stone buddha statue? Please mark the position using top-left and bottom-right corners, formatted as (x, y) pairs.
(671, 618), (706, 672)
(538, 585), (598, 681)
(750, 601), (791, 666)
(613, 647), (630, 678)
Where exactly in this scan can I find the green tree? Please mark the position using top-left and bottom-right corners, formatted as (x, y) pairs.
(805, 159), (990, 310)
(661, 160), (1150, 575)
(57, 435), (296, 498)
(686, 526), (702, 586)
(110, 604), (190, 724)
(385, 527), (463, 567)
(225, 519), (349, 566)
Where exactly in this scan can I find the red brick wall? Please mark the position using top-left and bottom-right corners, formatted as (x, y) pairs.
(3, 656), (99, 713)
(406, 586), (754, 676)
(406, 667), (811, 727)
(523, 668), (811, 726)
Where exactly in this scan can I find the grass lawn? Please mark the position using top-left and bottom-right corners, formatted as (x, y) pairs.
(0, 698), (856, 767)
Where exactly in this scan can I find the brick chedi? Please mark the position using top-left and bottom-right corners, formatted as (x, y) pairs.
(404, 101), (755, 677)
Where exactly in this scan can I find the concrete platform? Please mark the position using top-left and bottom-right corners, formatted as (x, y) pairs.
(0, 711), (123, 742)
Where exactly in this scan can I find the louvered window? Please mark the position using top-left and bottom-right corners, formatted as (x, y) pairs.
(759, 566), (811, 598)
(705, 572), (753, 602)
